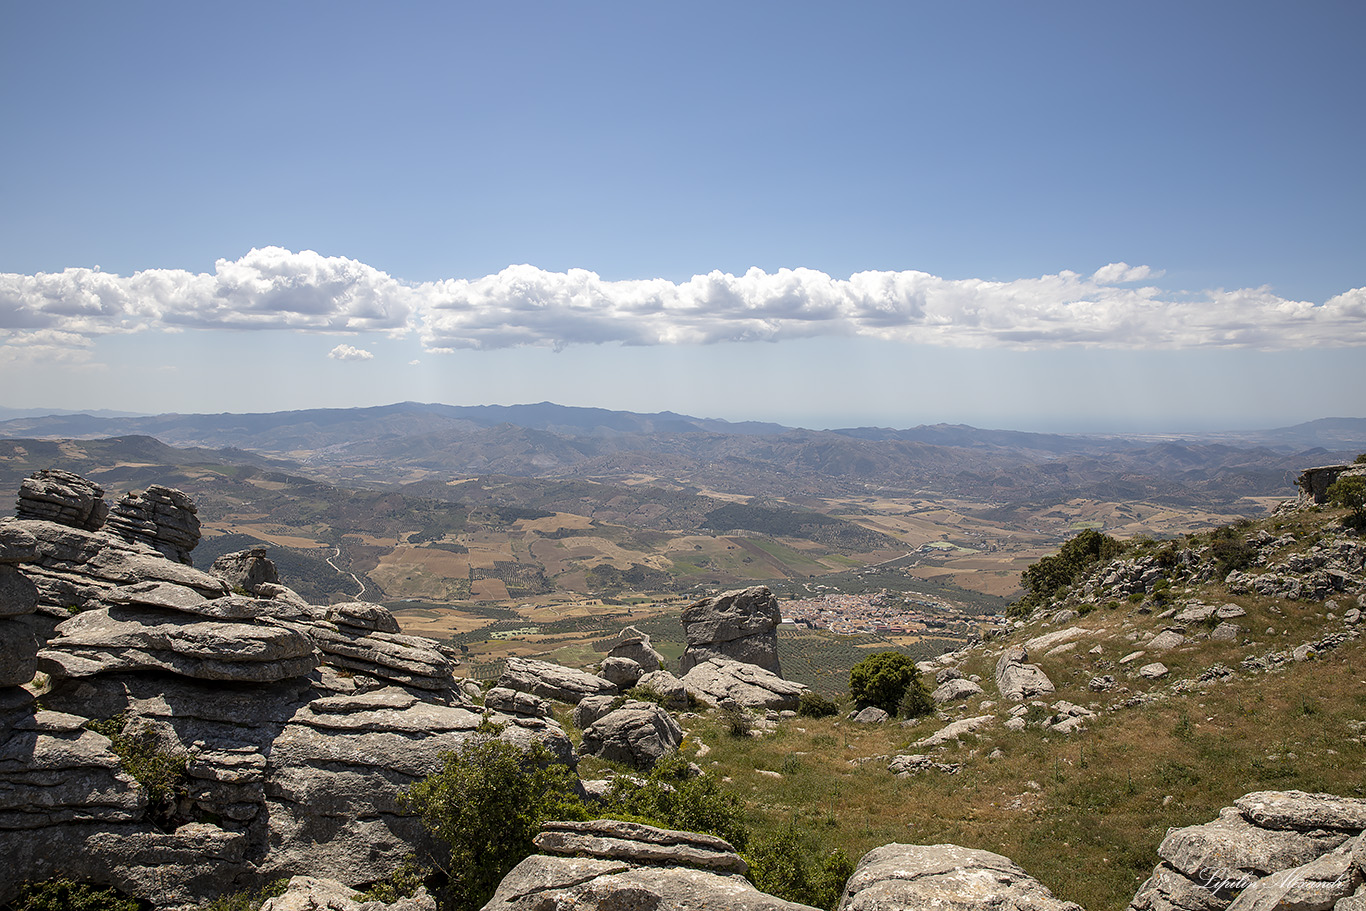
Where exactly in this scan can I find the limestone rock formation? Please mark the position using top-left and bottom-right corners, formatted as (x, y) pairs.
(608, 625), (664, 673)
(209, 546), (280, 595)
(579, 702), (683, 769)
(15, 468), (108, 530)
(680, 585), (782, 675)
(104, 485), (202, 565)
(1297, 464), (1366, 507)
(932, 677), (984, 704)
(838, 842), (1082, 911)
(681, 655), (806, 711)
(260, 876), (436, 911)
(1130, 791), (1366, 911)
(0, 527), (40, 689)
(634, 669), (689, 709)
(483, 819), (821, 911)
(598, 656), (643, 689)
(497, 656), (618, 704)
(995, 646), (1055, 701)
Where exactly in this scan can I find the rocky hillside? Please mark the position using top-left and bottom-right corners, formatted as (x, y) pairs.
(1, 463), (1365, 911)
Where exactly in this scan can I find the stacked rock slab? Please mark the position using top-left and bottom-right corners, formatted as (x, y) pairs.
(0, 526), (40, 690)
(484, 819), (821, 910)
(680, 585), (783, 676)
(0, 483), (574, 909)
(15, 468), (109, 530)
(1129, 790), (1366, 911)
(209, 547), (280, 595)
(498, 656), (618, 703)
(104, 485), (202, 565)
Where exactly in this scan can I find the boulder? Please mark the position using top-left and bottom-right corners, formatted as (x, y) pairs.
(912, 715), (994, 749)
(932, 678), (984, 704)
(680, 586), (782, 675)
(580, 702), (683, 769)
(260, 876), (435, 911)
(681, 656), (806, 711)
(15, 469), (108, 530)
(634, 670), (689, 710)
(484, 686), (553, 719)
(483, 819), (820, 911)
(1158, 807), (1349, 888)
(599, 656), (644, 689)
(1150, 630), (1187, 650)
(607, 626), (664, 673)
(1140, 663), (1170, 680)
(105, 485), (202, 564)
(853, 707), (889, 724)
(888, 754), (961, 776)
(497, 657), (618, 704)
(1225, 842), (1361, 911)
(995, 647), (1054, 701)
(209, 546), (281, 595)
(838, 842), (1082, 911)
(574, 695), (620, 730)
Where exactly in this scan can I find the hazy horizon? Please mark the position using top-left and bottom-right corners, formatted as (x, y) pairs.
(3, 4), (1362, 431)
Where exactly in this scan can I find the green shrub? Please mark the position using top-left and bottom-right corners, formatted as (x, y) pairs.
(746, 828), (854, 910)
(199, 878), (289, 911)
(1012, 529), (1126, 616)
(718, 702), (752, 737)
(796, 692), (840, 718)
(1327, 475), (1366, 530)
(8, 880), (142, 911)
(401, 737), (588, 911)
(849, 652), (930, 718)
(85, 715), (187, 824)
(603, 752), (750, 850)
(358, 857), (427, 904)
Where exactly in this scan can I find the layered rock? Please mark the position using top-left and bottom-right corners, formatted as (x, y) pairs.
(0, 526), (40, 689)
(104, 485), (202, 565)
(838, 843), (1082, 911)
(681, 656), (806, 711)
(497, 656), (618, 704)
(995, 646), (1055, 701)
(15, 468), (108, 530)
(1296, 464), (1366, 507)
(1129, 791), (1366, 911)
(483, 819), (820, 910)
(680, 585), (782, 675)
(209, 546), (280, 595)
(607, 626), (664, 673)
(579, 701), (683, 770)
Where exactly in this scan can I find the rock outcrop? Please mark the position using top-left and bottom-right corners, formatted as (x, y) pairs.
(995, 646), (1055, 701)
(681, 656), (806, 711)
(1296, 464), (1366, 507)
(1130, 791), (1366, 911)
(105, 486), (202, 565)
(483, 819), (820, 910)
(497, 656), (618, 704)
(680, 585), (783, 675)
(579, 701), (683, 769)
(15, 468), (109, 530)
(838, 843), (1083, 911)
(210, 546), (280, 595)
(608, 625), (665, 673)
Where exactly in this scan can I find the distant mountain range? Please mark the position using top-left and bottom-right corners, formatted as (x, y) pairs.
(1, 403), (1362, 509)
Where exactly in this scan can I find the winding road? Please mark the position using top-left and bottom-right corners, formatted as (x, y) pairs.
(326, 547), (366, 598)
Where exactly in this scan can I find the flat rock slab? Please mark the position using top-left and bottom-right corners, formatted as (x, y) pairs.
(1235, 791), (1366, 832)
(932, 678), (984, 704)
(484, 854), (820, 911)
(535, 819), (746, 874)
(38, 606), (318, 682)
(912, 715), (994, 749)
(839, 842), (1082, 911)
(498, 656), (617, 704)
(681, 656), (806, 711)
(1159, 807), (1349, 885)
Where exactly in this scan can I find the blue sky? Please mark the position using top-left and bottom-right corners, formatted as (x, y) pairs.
(2, 2), (1363, 431)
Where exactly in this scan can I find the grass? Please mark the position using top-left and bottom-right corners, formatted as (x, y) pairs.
(666, 602), (1364, 911)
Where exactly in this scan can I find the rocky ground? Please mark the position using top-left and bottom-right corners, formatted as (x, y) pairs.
(1, 464), (1365, 911)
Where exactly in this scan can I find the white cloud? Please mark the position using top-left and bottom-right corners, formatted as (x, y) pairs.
(2, 250), (1363, 354)
(328, 344), (374, 361)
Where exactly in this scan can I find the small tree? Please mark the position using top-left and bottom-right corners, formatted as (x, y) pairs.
(1013, 529), (1126, 616)
(401, 737), (587, 910)
(849, 651), (931, 718)
(1327, 475), (1366, 531)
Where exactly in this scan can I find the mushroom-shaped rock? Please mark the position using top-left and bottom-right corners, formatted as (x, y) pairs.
(607, 626), (664, 673)
(580, 701), (683, 770)
(680, 586), (782, 675)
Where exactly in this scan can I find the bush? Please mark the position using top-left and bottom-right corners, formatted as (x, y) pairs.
(401, 737), (588, 911)
(746, 829), (854, 910)
(85, 715), (188, 826)
(797, 692), (840, 718)
(358, 856), (427, 904)
(1012, 529), (1126, 616)
(604, 752), (750, 851)
(8, 880), (142, 911)
(1327, 475), (1366, 530)
(849, 652), (930, 718)
(200, 879), (289, 911)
